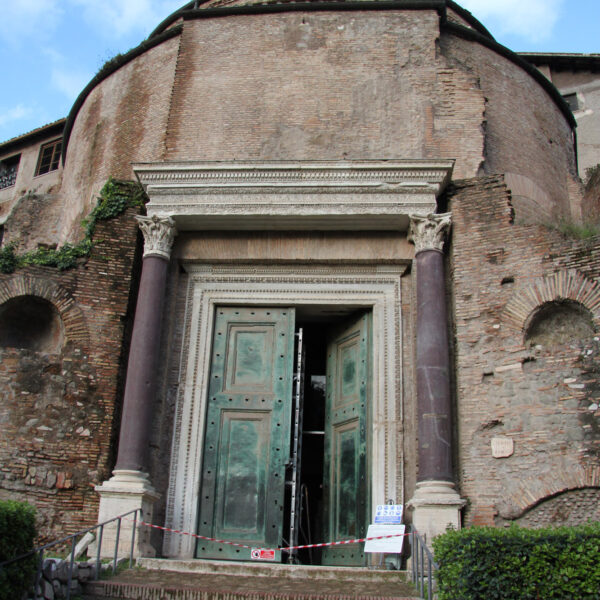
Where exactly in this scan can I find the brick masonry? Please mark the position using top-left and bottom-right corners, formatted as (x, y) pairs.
(0, 5), (597, 545)
(448, 176), (600, 527)
(0, 208), (141, 542)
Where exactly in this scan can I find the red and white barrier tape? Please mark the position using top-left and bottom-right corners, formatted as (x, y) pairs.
(138, 520), (408, 552)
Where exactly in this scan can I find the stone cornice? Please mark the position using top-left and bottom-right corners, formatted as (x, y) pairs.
(133, 160), (454, 231)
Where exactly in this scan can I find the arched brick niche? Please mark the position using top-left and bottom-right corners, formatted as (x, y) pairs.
(503, 270), (600, 343)
(496, 465), (600, 523)
(0, 276), (89, 351)
(0, 296), (64, 353)
(509, 487), (600, 528)
(524, 299), (595, 347)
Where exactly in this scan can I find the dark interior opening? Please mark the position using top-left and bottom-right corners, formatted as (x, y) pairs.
(0, 295), (64, 353)
(283, 322), (328, 565)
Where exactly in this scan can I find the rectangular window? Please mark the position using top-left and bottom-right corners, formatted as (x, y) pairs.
(563, 92), (579, 112)
(35, 138), (62, 176)
(0, 154), (20, 190)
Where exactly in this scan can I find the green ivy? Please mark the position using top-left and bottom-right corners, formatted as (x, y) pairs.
(433, 522), (600, 600)
(0, 178), (145, 274)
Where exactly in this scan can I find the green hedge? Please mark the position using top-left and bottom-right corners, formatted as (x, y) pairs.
(433, 522), (600, 600)
(0, 500), (37, 600)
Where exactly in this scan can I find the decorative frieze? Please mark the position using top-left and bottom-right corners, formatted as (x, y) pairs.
(408, 213), (452, 254)
(136, 215), (177, 260)
(133, 161), (455, 231)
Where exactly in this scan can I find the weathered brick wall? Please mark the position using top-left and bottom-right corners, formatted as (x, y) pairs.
(58, 36), (180, 245)
(165, 11), (485, 177)
(54, 8), (579, 244)
(448, 176), (600, 528)
(440, 36), (580, 221)
(0, 208), (141, 542)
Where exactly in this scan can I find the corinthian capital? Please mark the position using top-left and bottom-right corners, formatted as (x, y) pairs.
(408, 213), (452, 254)
(135, 214), (177, 259)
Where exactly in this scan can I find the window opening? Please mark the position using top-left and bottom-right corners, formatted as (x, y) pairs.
(0, 154), (20, 190)
(562, 92), (579, 112)
(35, 138), (62, 176)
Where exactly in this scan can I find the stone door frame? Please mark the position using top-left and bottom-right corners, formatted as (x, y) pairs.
(163, 263), (407, 558)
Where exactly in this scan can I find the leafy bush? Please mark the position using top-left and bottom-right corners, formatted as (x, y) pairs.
(0, 500), (37, 600)
(433, 522), (600, 600)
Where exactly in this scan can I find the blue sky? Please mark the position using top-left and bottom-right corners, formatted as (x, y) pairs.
(0, 0), (598, 144)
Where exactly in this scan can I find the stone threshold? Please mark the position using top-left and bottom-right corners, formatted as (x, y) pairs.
(138, 558), (408, 581)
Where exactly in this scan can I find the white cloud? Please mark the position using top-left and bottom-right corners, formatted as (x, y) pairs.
(459, 0), (564, 43)
(51, 69), (91, 102)
(69, 0), (184, 39)
(0, 0), (63, 45)
(0, 104), (34, 128)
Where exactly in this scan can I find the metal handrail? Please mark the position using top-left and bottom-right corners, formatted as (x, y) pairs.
(0, 508), (141, 600)
(410, 527), (439, 600)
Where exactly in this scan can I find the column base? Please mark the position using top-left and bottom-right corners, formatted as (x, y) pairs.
(407, 480), (466, 545)
(95, 470), (160, 558)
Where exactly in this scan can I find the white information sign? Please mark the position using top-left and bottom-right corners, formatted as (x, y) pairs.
(364, 524), (405, 553)
(374, 504), (403, 524)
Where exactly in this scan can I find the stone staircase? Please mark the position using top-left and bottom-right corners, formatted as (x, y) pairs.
(82, 558), (421, 600)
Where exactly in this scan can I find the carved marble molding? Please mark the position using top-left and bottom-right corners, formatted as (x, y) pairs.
(162, 263), (406, 558)
(133, 160), (455, 231)
(408, 212), (452, 254)
(136, 214), (177, 259)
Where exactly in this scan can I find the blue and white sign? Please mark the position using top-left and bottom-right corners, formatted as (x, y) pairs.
(374, 504), (403, 524)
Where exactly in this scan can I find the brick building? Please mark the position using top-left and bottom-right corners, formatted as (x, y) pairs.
(0, 0), (598, 564)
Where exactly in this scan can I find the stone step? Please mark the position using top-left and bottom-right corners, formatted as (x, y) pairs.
(138, 558), (410, 582)
(82, 560), (421, 600)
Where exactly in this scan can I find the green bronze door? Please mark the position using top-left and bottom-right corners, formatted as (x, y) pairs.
(322, 312), (371, 566)
(196, 307), (295, 561)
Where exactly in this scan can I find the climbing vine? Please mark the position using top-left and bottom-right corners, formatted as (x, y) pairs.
(0, 178), (145, 274)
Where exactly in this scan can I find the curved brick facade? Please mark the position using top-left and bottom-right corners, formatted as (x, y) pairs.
(0, 1), (598, 550)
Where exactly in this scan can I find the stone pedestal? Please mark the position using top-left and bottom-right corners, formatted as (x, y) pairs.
(95, 470), (159, 558)
(408, 481), (465, 543)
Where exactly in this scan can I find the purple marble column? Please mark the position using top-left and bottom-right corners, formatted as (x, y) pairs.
(114, 214), (177, 472)
(96, 214), (176, 558)
(407, 213), (464, 543)
(408, 213), (453, 483)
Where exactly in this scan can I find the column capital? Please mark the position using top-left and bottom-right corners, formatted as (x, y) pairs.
(408, 213), (452, 254)
(135, 214), (177, 260)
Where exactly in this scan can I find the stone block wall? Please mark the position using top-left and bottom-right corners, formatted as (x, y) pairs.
(0, 207), (141, 542)
(448, 175), (600, 528)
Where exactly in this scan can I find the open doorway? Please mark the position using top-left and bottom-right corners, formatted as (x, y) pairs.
(196, 306), (371, 566)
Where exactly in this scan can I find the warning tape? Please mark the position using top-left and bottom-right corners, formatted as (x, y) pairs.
(138, 520), (408, 552)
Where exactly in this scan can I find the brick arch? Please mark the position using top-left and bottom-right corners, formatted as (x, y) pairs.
(0, 275), (89, 349)
(503, 270), (600, 333)
(502, 464), (600, 517)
